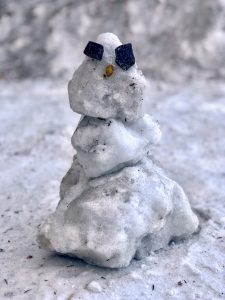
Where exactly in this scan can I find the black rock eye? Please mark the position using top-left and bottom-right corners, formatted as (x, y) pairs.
(115, 43), (135, 71)
(84, 41), (104, 61)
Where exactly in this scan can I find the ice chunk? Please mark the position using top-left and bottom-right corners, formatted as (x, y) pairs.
(72, 114), (161, 178)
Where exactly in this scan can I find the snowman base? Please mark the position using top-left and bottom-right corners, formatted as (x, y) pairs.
(38, 156), (198, 268)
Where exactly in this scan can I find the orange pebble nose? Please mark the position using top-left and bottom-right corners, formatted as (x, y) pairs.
(104, 64), (114, 77)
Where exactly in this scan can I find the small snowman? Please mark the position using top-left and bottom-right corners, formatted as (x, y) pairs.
(38, 33), (198, 268)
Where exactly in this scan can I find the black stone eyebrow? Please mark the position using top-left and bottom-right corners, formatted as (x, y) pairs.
(84, 41), (104, 61)
(115, 43), (135, 71)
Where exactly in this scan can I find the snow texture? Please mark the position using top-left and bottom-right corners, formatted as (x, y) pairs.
(0, 80), (225, 299)
(38, 33), (198, 268)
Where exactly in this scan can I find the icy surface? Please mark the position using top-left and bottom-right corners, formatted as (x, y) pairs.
(68, 33), (146, 121)
(0, 80), (225, 299)
(39, 157), (198, 268)
(72, 114), (161, 177)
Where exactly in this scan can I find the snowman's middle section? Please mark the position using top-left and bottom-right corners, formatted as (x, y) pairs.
(72, 114), (161, 178)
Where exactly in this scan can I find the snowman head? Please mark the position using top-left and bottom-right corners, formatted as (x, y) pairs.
(68, 33), (146, 121)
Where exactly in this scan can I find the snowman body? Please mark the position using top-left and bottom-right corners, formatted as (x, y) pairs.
(38, 33), (198, 268)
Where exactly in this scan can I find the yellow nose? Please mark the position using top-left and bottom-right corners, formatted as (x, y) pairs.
(104, 64), (114, 77)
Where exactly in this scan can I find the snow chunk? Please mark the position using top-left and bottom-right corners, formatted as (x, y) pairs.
(86, 280), (102, 293)
(68, 33), (146, 121)
(72, 114), (161, 177)
(38, 158), (199, 268)
(129, 271), (143, 280)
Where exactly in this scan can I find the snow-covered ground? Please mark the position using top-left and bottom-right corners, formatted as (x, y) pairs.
(0, 80), (225, 299)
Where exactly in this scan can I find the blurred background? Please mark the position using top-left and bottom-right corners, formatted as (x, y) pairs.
(1, 0), (225, 83)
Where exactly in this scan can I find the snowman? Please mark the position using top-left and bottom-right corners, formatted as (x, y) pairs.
(38, 33), (198, 268)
